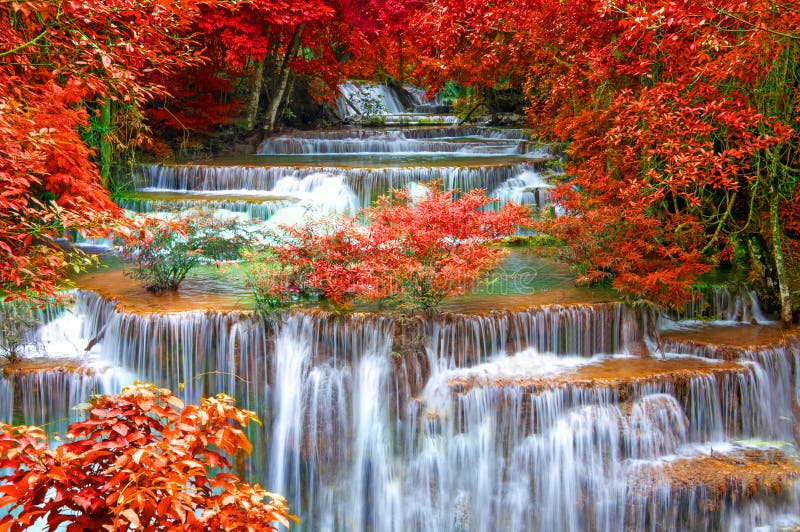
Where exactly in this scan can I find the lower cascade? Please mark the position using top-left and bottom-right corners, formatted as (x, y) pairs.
(5, 290), (799, 531)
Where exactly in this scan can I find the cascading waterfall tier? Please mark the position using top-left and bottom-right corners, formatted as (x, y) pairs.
(0, 291), (132, 434)
(0, 367), (127, 436)
(251, 126), (531, 141)
(139, 161), (550, 195)
(130, 126), (556, 223)
(118, 197), (289, 220)
(6, 289), (796, 531)
(336, 82), (412, 118)
(414, 352), (796, 531)
(136, 161), (554, 219)
(662, 285), (770, 325)
(257, 129), (532, 155)
(335, 82), (460, 123)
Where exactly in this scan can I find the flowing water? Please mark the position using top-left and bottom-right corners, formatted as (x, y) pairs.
(4, 121), (800, 531)
(130, 126), (553, 222)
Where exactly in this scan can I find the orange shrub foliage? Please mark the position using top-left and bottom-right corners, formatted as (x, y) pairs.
(0, 383), (295, 531)
(263, 187), (530, 311)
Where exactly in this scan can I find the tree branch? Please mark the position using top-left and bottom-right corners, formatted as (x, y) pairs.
(711, 4), (800, 41)
(0, 28), (47, 58)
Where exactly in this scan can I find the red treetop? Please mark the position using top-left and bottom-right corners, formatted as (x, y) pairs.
(0, 0), (214, 301)
(270, 186), (530, 310)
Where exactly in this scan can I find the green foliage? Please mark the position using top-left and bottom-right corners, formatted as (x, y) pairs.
(349, 90), (388, 126)
(243, 250), (298, 317)
(362, 115), (387, 127)
(352, 91), (387, 118)
(0, 302), (40, 363)
(500, 235), (564, 248)
(452, 94), (483, 122)
(121, 220), (200, 292)
(120, 216), (257, 292)
(191, 221), (255, 262)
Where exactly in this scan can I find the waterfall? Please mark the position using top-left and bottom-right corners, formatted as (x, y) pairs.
(131, 126), (555, 226)
(662, 285), (772, 325)
(118, 197), (288, 220)
(334, 83), (463, 125)
(0, 369), (130, 435)
(336, 82), (410, 119)
(268, 316), (314, 504)
(491, 169), (554, 209)
(1, 287), (797, 529)
(426, 302), (645, 367)
(258, 134), (519, 155)
(350, 353), (399, 531)
(136, 162), (552, 214)
(0, 291), (133, 434)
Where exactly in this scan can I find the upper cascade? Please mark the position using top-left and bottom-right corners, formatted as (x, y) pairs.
(127, 125), (557, 223)
(336, 82), (451, 120)
(337, 82), (413, 118)
(257, 127), (540, 155)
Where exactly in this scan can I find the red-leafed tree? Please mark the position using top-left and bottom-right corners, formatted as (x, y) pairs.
(0, 383), (295, 531)
(255, 187), (530, 311)
(415, 0), (800, 320)
(410, 0), (530, 91)
(0, 0), (218, 302)
(406, 0), (538, 116)
(522, 1), (800, 321)
(150, 0), (428, 136)
(338, 0), (424, 85)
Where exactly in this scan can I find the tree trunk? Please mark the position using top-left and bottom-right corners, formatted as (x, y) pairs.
(459, 101), (488, 124)
(245, 58), (265, 131)
(338, 92), (363, 119)
(265, 23), (304, 134)
(276, 74), (296, 126)
(770, 189), (793, 325)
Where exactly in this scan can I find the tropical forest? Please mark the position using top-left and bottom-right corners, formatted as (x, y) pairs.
(1, 0), (800, 530)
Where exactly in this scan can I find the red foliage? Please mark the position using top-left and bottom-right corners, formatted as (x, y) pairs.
(415, 0), (800, 307)
(0, 83), (117, 301)
(268, 187), (530, 310)
(0, 0), (214, 301)
(409, 0), (532, 91)
(145, 68), (242, 134)
(531, 1), (799, 307)
(0, 383), (295, 531)
(148, 0), (428, 133)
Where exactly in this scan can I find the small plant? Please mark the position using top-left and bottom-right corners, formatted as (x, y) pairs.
(350, 88), (388, 126)
(362, 114), (387, 127)
(120, 216), (259, 292)
(0, 302), (40, 363)
(243, 250), (299, 316)
(120, 218), (202, 292)
(189, 217), (257, 262)
(352, 91), (388, 118)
